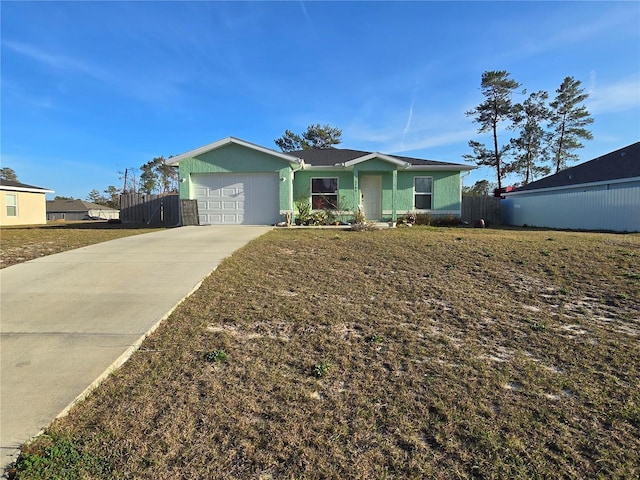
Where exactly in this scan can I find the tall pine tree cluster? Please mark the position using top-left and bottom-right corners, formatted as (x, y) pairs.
(465, 71), (594, 188)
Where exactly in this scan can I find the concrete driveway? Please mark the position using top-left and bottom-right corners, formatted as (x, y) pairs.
(0, 225), (272, 471)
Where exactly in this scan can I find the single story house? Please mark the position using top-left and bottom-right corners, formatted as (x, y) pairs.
(166, 136), (474, 225)
(46, 199), (120, 221)
(0, 179), (54, 226)
(502, 142), (640, 232)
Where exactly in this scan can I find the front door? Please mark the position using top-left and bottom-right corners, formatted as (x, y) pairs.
(360, 175), (382, 220)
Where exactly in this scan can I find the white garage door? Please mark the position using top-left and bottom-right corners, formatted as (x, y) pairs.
(192, 173), (280, 225)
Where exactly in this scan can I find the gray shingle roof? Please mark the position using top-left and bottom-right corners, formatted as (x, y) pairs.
(514, 142), (640, 192)
(0, 179), (51, 191)
(289, 148), (469, 168)
(46, 199), (118, 212)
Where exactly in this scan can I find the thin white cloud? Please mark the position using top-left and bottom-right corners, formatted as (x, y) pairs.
(3, 40), (187, 108)
(587, 74), (640, 115)
(299, 1), (310, 23)
(3, 40), (109, 81)
(346, 101), (476, 157)
(386, 127), (477, 155)
(588, 70), (597, 97)
(487, 6), (638, 69)
(401, 99), (414, 149)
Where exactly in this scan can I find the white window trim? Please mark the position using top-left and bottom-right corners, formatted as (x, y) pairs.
(6, 193), (18, 217)
(310, 177), (339, 210)
(414, 176), (433, 211)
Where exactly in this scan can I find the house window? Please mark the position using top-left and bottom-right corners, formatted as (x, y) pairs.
(311, 178), (338, 209)
(414, 177), (433, 210)
(6, 194), (17, 217)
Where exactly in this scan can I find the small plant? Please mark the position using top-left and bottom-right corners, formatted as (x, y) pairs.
(353, 206), (366, 224)
(204, 349), (227, 363)
(312, 210), (328, 225)
(312, 361), (331, 378)
(294, 193), (312, 225)
(323, 202), (338, 225)
(366, 333), (383, 344)
(541, 250), (551, 256)
(414, 213), (432, 225)
(530, 322), (547, 332)
(402, 212), (416, 225)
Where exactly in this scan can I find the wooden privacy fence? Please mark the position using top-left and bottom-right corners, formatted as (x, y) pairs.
(119, 194), (198, 225)
(461, 195), (502, 226)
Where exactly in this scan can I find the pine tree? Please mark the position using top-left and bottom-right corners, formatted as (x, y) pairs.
(0, 167), (18, 181)
(548, 77), (594, 173)
(509, 91), (552, 185)
(464, 71), (521, 191)
(275, 124), (342, 152)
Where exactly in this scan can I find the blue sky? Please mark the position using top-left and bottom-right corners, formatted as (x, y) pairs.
(2, 1), (639, 199)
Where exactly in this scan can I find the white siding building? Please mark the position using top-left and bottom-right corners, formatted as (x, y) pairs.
(502, 142), (640, 232)
(46, 199), (120, 221)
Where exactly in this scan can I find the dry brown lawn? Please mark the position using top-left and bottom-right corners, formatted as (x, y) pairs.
(10, 227), (640, 479)
(0, 222), (164, 268)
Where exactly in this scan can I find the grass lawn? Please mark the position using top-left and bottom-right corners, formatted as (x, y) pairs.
(9, 227), (640, 479)
(0, 222), (165, 268)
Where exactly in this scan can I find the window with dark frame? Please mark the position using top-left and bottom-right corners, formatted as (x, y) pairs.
(311, 178), (338, 209)
(5, 194), (17, 217)
(414, 177), (433, 210)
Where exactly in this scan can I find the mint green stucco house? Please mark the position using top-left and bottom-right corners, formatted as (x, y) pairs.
(166, 137), (473, 225)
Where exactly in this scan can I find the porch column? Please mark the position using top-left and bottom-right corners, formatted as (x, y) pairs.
(288, 168), (294, 219)
(392, 169), (397, 222)
(353, 169), (359, 211)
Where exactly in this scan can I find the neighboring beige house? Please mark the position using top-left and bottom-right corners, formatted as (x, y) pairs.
(0, 179), (54, 226)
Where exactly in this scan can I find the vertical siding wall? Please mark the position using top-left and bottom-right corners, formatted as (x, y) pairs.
(461, 196), (502, 226)
(176, 144), (295, 215)
(503, 182), (640, 232)
(120, 194), (181, 225)
(396, 171), (461, 213)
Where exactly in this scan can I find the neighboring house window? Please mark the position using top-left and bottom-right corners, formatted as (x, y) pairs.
(6, 194), (17, 217)
(414, 177), (433, 210)
(311, 178), (338, 209)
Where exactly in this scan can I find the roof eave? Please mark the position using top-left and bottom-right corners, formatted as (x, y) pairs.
(503, 176), (640, 196)
(406, 165), (475, 171)
(0, 185), (54, 194)
(304, 164), (346, 170)
(302, 164), (474, 171)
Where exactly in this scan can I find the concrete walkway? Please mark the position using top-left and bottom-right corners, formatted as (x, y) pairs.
(0, 226), (271, 471)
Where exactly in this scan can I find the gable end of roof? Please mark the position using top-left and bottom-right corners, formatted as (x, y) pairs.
(166, 137), (303, 166)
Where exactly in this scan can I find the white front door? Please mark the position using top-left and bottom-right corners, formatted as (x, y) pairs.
(360, 175), (382, 220)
